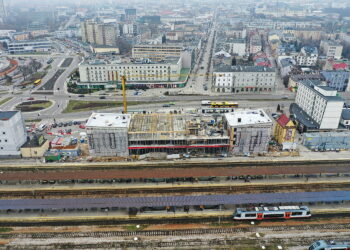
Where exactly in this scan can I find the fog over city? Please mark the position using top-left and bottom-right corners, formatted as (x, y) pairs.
(0, 0), (349, 249)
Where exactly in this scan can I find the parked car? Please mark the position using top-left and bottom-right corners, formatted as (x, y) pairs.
(58, 122), (63, 127)
(99, 96), (106, 99)
(162, 104), (171, 107)
(68, 121), (73, 126)
(78, 94), (85, 97)
(79, 124), (86, 129)
(27, 97), (34, 101)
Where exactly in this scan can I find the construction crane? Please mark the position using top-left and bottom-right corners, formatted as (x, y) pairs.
(121, 75), (127, 114)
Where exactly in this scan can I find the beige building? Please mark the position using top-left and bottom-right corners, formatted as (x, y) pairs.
(132, 44), (183, 61)
(81, 21), (117, 47)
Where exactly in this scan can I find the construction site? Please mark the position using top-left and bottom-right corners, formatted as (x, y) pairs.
(128, 113), (230, 156)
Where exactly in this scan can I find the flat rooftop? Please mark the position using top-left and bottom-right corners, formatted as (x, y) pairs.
(0, 111), (18, 121)
(224, 109), (272, 127)
(86, 113), (131, 128)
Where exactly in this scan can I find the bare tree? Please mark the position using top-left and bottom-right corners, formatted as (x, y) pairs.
(18, 65), (33, 80)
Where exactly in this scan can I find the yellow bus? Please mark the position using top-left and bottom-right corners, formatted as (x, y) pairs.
(34, 79), (42, 86)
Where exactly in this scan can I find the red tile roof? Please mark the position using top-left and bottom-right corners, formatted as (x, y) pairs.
(276, 114), (290, 128)
(333, 63), (348, 70)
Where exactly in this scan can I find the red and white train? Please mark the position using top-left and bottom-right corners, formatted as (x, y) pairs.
(233, 205), (311, 220)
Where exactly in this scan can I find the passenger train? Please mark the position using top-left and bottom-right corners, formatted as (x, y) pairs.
(309, 240), (350, 250)
(233, 205), (311, 220)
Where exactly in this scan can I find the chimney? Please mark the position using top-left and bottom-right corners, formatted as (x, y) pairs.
(238, 118), (241, 123)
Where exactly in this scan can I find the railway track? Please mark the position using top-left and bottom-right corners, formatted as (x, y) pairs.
(1, 181), (350, 198)
(2, 223), (350, 239)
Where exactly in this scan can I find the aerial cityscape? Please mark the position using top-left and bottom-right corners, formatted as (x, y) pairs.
(0, 0), (349, 248)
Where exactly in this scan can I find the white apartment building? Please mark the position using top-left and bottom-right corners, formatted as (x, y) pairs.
(122, 23), (138, 36)
(132, 44), (183, 61)
(213, 66), (277, 93)
(0, 111), (27, 157)
(320, 40), (343, 60)
(295, 80), (344, 129)
(79, 57), (182, 87)
(295, 46), (318, 66)
(227, 39), (246, 56)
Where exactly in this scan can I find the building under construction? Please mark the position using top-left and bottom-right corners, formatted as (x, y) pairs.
(224, 109), (273, 155)
(128, 113), (230, 155)
(86, 113), (131, 157)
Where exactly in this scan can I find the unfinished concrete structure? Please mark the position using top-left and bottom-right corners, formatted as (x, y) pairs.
(224, 109), (273, 155)
(86, 113), (131, 157)
(128, 113), (229, 155)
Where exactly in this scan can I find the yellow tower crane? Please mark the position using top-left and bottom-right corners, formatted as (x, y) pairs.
(121, 75), (127, 114)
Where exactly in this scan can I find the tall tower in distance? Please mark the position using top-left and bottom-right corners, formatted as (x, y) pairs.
(0, 0), (7, 23)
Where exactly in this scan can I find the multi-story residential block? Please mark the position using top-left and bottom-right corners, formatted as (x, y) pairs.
(125, 8), (136, 21)
(79, 57), (183, 88)
(320, 40), (343, 60)
(0, 111), (27, 157)
(81, 21), (117, 46)
(223, 109), (273, 155)
(7, 40), (52, 54)
(321, 71), (350, 92)
(294, 80), (344, 129)
(86, 113), (131, 157)
(122, 23), (138, 36)
(224, 27), (247, 39)
(278, 57), (296, 78)
(213, 66), (277, 93)
(295, 46), (318, 66)
(227, 38), (246, 56)
(132, 44), (183, 61)
(249, 34), (262, 54)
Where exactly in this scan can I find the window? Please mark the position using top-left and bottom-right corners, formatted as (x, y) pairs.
(2, 132), (5, 135)
(264, 213), (284, 218)
(4, 140), (7, 142)
(245, 213), (256, 217)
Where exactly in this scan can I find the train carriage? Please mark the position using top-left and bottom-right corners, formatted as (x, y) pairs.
(309, 240), (350, 250)
(233, 205), (311, 220)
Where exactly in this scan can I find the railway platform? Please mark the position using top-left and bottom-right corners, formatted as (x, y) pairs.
(0, 204), (349, 224)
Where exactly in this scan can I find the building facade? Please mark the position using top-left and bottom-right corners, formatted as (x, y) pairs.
(274, 114), (296, 144)
(213, 66), (277, 93)
(227, 39), (246, 56)
(320, 40), (343, 60)
(132, 44), (183, 61)
(303, 132), (350, 151)
(295, 80), (344, 129)
(7, 40), (52, 54)
(224, 109), (273, 155)
(81, 21), (117, 46)
(0, 111), (27, 157)
(79, 57), (182, 88)
(295, 46), (318, 66)
(86, 113), (131, 157)
(321, 71), (350, 92)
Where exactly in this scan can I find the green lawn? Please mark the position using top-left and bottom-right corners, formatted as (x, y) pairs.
(0, 97), (13, 106)
(63, 100), (140, 113)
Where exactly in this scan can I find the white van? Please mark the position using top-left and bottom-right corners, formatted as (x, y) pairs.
(37, 124), (47, 131)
